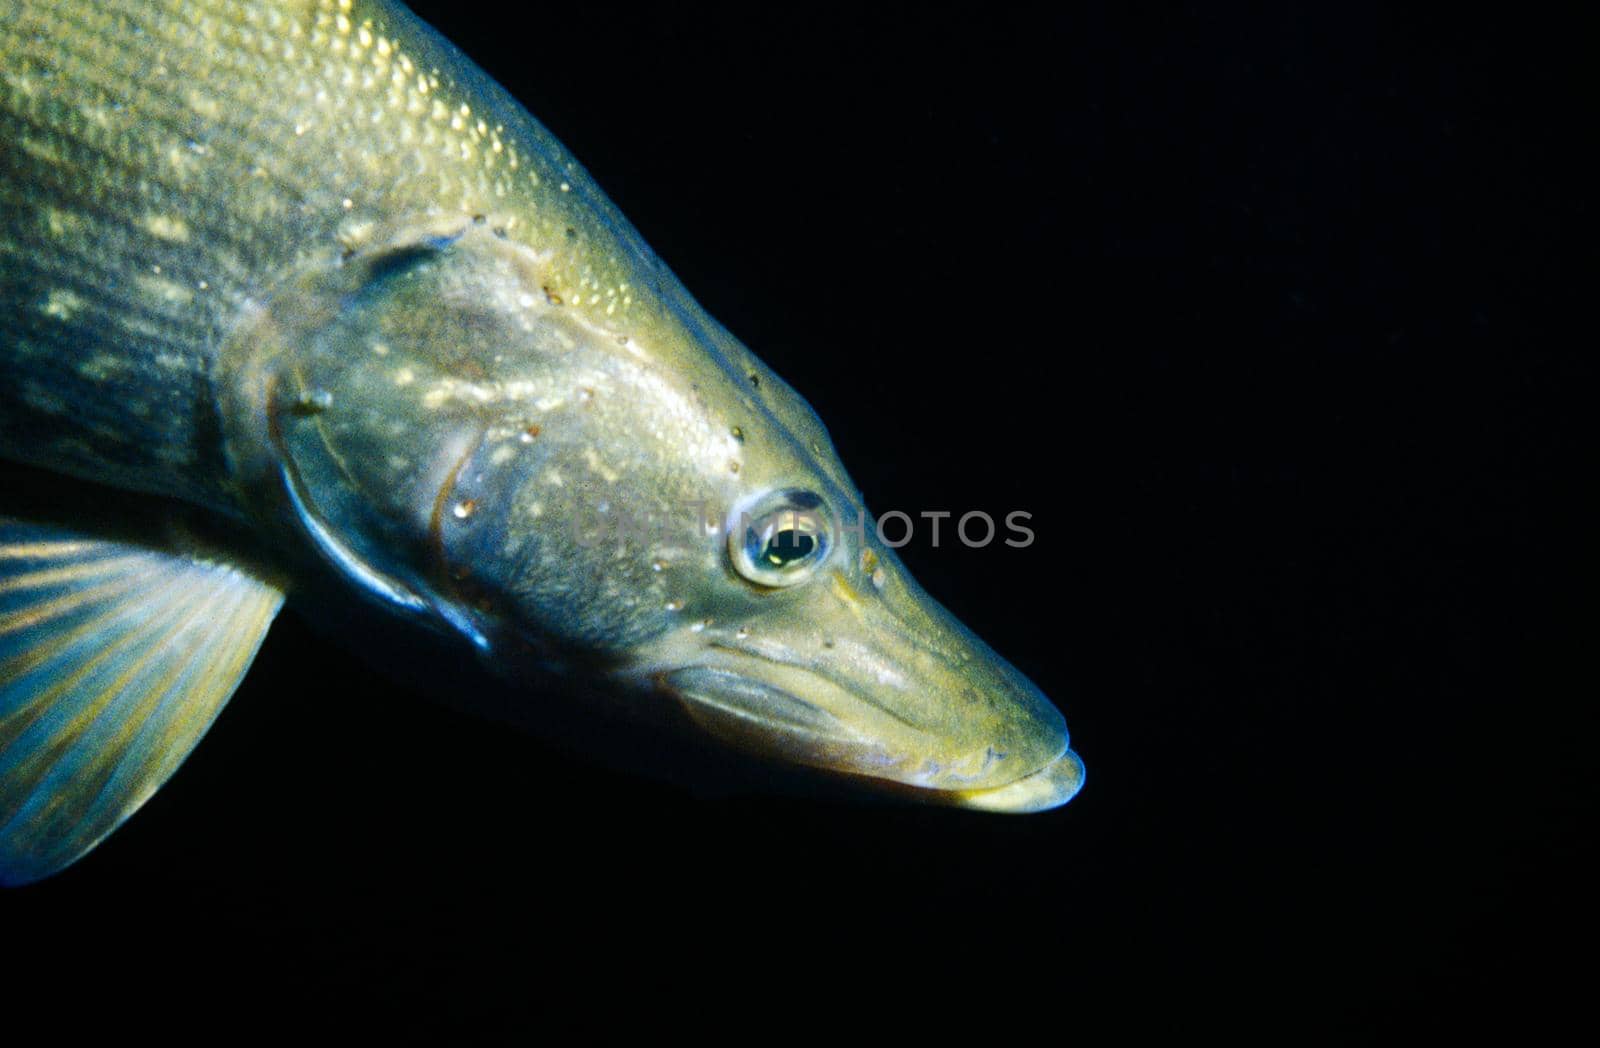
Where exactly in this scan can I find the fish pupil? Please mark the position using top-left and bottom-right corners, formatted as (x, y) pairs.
(762, 529), (816, 568)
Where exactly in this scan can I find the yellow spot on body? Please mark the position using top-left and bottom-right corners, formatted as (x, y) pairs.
(338, 219), (378, 250)
(142, 214), (190, 243)
(165, 143), (201, 178)
(582, 448), (620, 483)
(186, 90), (221, 119)
(40, 289), (84, 320)
(76, 354), (123, 381)
(20, 138), (63, 165)
(2, 71), (37, 98)
(77, 103), (117, 130)
(136, 274), (194, 306)
(394, 367), (415, 386)
(44, 209), (82, 238)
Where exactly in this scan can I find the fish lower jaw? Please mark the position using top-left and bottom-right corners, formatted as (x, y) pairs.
(941, 748), (1086, 813)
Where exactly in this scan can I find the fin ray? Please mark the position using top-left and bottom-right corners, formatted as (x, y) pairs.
(0, 584), (203, 828)
(0, 515), (283, 885)
(15, 577), (238, 830)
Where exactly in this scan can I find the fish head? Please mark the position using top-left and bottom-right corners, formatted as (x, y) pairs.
(438, 263), (1081, 813)
(232, 221), (1081, 812)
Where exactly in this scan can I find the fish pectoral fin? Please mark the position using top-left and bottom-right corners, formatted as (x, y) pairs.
(0, 515), (284, 885)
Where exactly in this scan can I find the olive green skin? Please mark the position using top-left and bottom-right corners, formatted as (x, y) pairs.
(1, 0), (1081, 808)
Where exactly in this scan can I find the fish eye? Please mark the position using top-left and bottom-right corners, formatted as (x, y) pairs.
(729, 489), (831, 588)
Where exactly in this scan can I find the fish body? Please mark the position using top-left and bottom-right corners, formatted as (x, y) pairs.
(0, 0), (1082, 884)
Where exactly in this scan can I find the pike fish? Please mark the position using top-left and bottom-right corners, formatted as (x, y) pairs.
(0, 0), (1083, 884)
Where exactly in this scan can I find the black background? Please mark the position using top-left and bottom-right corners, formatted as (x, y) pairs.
(5, 1), (1590, 1035)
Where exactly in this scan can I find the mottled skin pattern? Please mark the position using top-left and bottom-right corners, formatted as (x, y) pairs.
(0, 0), (1082, 808)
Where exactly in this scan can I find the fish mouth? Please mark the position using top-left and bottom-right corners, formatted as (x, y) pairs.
(942, 748), (1086, 813)
(656, 652), (1081, 812)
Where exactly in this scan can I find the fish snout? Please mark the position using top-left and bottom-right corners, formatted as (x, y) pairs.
(649, 566), (1083, 812)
